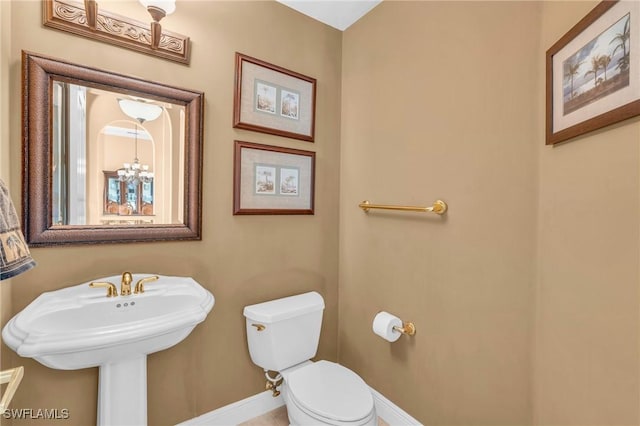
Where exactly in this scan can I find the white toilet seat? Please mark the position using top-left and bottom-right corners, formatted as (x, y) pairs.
(284, 360), (376, 426)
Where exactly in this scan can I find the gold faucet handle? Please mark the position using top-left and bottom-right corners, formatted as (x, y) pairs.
(89, 282), (118, 297)
(120, 272), (133, 296)
(133, 275), (160, 294)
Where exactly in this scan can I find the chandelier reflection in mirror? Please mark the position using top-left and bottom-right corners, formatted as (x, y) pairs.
(117, 99), (162, 185)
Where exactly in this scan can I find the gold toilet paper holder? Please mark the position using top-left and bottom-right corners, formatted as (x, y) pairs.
(393, 322), (416, 336)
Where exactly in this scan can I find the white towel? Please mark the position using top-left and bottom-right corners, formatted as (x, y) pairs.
(0, 179), (35, 280)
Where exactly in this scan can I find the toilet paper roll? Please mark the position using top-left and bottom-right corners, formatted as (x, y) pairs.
(372, 311), (403, 342)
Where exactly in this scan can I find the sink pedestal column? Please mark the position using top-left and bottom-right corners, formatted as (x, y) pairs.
(97, 356), (147, 426)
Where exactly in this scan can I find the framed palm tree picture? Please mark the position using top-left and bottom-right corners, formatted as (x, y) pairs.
(546, 0), (639, 145)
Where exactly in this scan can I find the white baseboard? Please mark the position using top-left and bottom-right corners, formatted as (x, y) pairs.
(176, 390), (284, 426)
(369, 387), (422, 425)
(177, 387), (422, 426)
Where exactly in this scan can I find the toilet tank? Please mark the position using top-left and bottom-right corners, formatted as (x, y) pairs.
(243, 292), (324, 372)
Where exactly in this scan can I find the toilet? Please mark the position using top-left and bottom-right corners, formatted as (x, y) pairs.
(244, 291), (377, 426)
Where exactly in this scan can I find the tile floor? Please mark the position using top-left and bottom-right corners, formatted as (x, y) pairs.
(239, 406), (390, 426)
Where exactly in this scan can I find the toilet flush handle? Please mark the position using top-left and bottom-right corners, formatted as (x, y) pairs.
(251, 323), (266, 331)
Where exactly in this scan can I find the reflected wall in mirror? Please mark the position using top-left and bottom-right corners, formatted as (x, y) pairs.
(52, 85), (178, 226)
(22, 51), (204, 246)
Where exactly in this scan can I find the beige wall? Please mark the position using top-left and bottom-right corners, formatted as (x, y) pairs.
(0, 0), (9, 182)
(1, 2), (15, 424)
(339, 1), (539, 424)
(534, 1), (640, 425)
(2, 1), (640, 426)
(341, 1), (640, 425)
(1, 1), (342, 425)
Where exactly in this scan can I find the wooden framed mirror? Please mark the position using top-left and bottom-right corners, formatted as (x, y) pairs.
(22, 51), (204, 246)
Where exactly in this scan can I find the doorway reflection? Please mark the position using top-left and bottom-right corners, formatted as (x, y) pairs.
(51, 81), (185, 226)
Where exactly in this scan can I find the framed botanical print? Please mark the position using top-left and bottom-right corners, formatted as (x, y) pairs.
(234, 53), (316, 142)
(233, 141), (315, 215)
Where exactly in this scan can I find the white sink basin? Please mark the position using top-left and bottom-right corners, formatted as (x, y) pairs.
(2, 274), (214, 425)
(3, 274), (214, 370)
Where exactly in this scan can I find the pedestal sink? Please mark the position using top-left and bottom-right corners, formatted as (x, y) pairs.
(2, 274), (214, 426)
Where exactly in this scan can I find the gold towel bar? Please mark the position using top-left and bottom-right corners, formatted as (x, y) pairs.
(359, 200), (448, 215)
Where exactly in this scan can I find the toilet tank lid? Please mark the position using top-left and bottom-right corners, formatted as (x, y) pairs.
(243, 291), (325, 323)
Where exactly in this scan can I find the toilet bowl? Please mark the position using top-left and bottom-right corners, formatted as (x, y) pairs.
(243, 292), (377, 426)
(281, 361), (376, 426)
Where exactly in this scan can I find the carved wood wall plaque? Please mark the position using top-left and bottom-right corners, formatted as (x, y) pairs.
(43, 0), (191, 65)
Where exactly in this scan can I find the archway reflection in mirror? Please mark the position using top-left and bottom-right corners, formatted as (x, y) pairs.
(51, 82), (185, 227)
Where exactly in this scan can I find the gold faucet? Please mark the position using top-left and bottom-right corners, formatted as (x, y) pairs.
(120, 272), (133, 296)
(89, 273), (158, 297)
(134, 275), (160, 294)
(89, 281), (118, 297)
